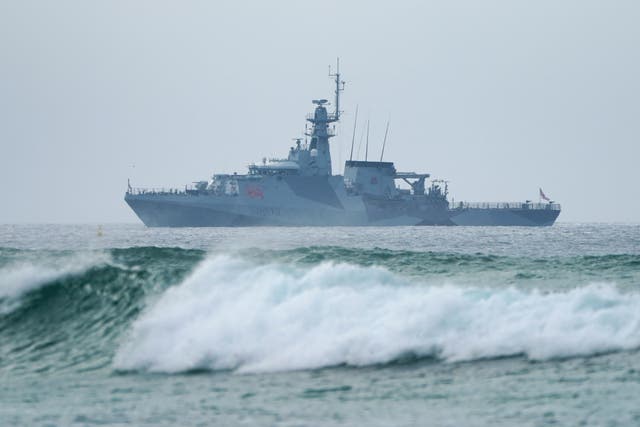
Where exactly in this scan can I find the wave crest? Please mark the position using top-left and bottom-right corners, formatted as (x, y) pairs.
(0, 251), (109, 314)
(114, 255), (640, 374)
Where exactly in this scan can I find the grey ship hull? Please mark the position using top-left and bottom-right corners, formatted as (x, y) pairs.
(126, 193), (561, 227)
(125, 176), (452, 227)
(126, 195), (560, 226)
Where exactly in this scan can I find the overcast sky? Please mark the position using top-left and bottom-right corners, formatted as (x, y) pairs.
(1, 0), (638, 223)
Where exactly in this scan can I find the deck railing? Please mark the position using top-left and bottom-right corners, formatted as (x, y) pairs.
(127, 187), (191, 196)
(452, 202), (561, 211)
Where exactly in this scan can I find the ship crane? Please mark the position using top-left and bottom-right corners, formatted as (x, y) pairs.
(396, 172), (430, 196)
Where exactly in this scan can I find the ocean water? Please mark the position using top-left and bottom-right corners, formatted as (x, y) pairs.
(1, 223), (639, 426)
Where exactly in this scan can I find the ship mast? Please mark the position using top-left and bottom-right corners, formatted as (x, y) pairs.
(300, 61), (345, 176)
(329, 58), (345, 122)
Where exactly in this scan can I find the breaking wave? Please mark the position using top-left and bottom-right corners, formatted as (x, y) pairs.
(0, 247), (204, 374)
(114, 254), (640, 374)
(2, 246), (639, 375)
(0, 250), (110, 314)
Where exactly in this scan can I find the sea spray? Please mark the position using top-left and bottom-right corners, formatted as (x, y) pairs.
(114, 255), (640, 374)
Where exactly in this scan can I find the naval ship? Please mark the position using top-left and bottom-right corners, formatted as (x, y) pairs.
(125, 66), (560, 227)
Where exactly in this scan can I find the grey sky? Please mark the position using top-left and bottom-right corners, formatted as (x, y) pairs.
(1, 0), (638, 223)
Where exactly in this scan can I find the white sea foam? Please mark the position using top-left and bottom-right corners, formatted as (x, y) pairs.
(0, 252), (107, 313)
(114, 255), (640, 373)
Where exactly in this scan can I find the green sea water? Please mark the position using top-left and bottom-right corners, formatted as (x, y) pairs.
(0, 224), (639, 426)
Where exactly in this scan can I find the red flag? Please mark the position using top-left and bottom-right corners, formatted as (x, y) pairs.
(539, 188), (550, 202)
